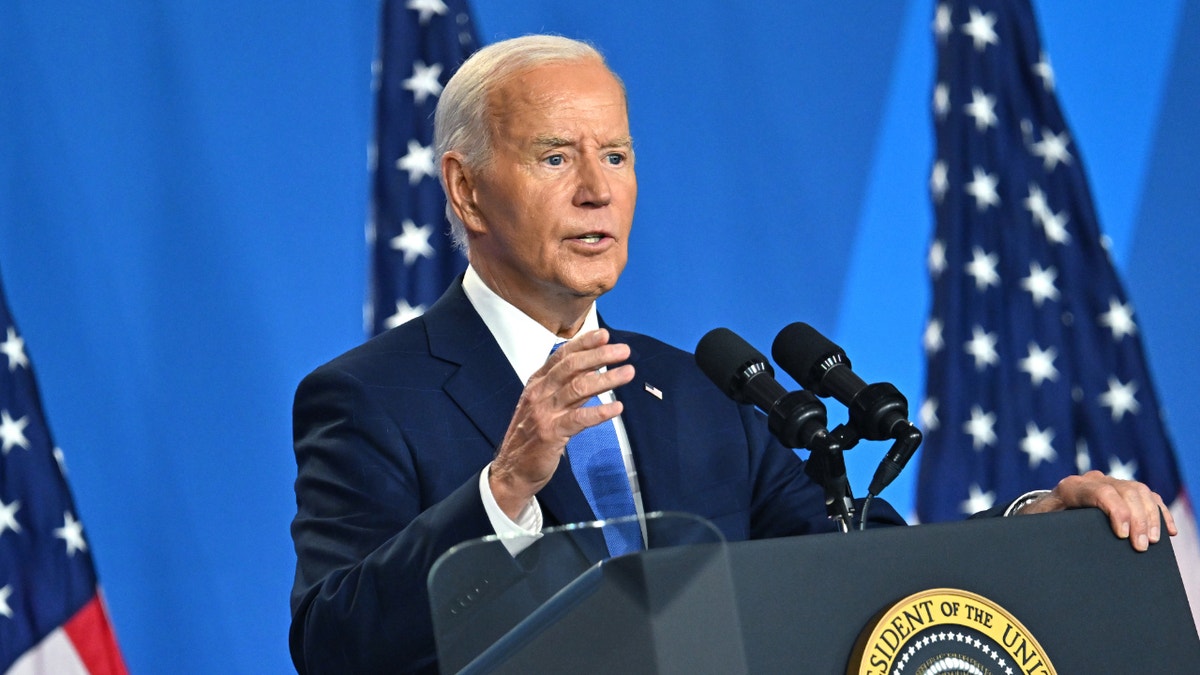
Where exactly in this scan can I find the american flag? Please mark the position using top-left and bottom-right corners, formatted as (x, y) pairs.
(915, 0), (1200, 620)
(365, 0), (479, 337)
(0, 271), (126, 673)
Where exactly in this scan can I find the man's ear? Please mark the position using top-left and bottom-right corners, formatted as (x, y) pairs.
(442, 153), (486, 235)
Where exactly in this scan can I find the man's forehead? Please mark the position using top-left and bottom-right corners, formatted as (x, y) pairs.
(491, 60), (626, 111)
(486, 61), (630, 142)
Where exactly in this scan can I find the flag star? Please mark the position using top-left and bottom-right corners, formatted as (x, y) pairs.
(0, 585), (12, 619)
(0, 410), (31, 454)
(396, 139), (436, 185)
(1020, 262), (1060, 307)
(406, 0), (448, 25)
(1019, 342), (1059, 387)
(403, 60), (444, 105)
(964, 405), (998, 449)
(933, 4), (953, 41)
(1034, 52), (1056, 91)
(1020, 422), (1057, 467)
(964, 87), (998, 131)
(924, 317), (945, 355)
(920, 397), (940, 432)
(54, 511), (87, 557)
(1030, 128), (1072, 171)
(933, 83), (951, 120)
(1098, 297), (1137, 340)
(384, 299), (426, 330)
(0, 498), (20, 537)
(1099, 376), (1140, 421)
(1107, 456), (1138, 481)
(965, 167), (1000, 211)
(390, 220), (436, 265)
(961, 7), (1000, 51)
(1039, 206), (1071, 244)
(930, 160), (949, 204)
(965, 246), (1000, 290)
(1023, 182), (1050, 223)
(962, 483), (996, 514)
(1, 327), (28, 371)
(54, 447), (68, 475)
(928, 239), (947, 278)
(1076, 439), (1092, 474)
(965, 325), (1000, 370)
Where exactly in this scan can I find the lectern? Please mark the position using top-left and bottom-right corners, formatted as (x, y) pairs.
(429, 509), (1198, 673)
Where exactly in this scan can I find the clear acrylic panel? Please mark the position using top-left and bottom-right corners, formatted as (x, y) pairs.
(428, 511), (747, 674)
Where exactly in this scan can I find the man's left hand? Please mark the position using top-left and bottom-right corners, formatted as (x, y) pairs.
(1019, 470), (1178, 551)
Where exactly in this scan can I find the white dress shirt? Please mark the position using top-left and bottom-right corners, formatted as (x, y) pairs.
(461, 266), (645, 554)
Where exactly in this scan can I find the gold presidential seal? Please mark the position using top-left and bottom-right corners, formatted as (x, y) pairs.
(848, 588), (1055, 675)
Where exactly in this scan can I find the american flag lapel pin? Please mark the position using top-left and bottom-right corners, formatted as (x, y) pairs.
(643, 382), (663, 400)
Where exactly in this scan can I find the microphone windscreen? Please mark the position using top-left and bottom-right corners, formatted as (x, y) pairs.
(695, 327), (768, 400)
(771, 322), (847, 391)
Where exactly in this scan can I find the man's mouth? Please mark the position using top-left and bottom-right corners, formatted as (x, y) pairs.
(576, 234), (605, 244)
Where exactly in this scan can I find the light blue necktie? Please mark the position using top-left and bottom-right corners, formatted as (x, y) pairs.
(551, 343), (643, 557)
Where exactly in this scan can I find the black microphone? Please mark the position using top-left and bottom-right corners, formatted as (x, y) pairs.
(771, 322), (908, 440)
(772, 322), (922, 495)
(695, 327), (829, 451)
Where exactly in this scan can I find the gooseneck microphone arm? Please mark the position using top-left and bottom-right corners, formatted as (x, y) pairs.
(695, 328), (858, 531)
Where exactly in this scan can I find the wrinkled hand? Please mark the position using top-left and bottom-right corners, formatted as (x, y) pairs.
(1020, 470), (1177, 551)
(489, 329), (634, 519)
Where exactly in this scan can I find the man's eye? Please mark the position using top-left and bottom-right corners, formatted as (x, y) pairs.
(545, 155), (564, 166)
(605, 153), (625, 165)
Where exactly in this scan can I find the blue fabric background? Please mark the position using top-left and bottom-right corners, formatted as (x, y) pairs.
(1, 2), (1195, 672)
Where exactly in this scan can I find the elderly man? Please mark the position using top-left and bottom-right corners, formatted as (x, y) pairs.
(289, 35), (1175, 674)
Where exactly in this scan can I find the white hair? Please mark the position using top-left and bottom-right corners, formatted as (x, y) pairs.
(433, 35), (622, 250)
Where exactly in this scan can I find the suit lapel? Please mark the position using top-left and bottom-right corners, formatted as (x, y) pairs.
(609, 331), (681, 518)
(425, 281), (522, 449)
(424, 280), (597, 530)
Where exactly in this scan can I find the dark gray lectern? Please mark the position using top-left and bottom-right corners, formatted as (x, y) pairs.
(429, 509), (1199, 673)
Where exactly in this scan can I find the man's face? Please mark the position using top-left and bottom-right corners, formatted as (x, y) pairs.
(465, 59), (636, 318)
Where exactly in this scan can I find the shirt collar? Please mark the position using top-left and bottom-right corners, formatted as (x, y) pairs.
(462, 265), (600, 385)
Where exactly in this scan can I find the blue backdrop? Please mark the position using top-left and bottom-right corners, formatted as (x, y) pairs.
(1, 2), (1196, 672)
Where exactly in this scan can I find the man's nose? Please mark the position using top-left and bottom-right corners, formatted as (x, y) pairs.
(573, 157), (612, 207)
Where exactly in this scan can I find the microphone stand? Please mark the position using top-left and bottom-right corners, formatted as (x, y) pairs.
(804, 424), (860, 533)
(765, 390), (862, 533)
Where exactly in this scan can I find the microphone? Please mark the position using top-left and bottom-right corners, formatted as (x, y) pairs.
(695, 327), (829, 451)
(771, 322), (908, 440)
(771, 322), (922, 496)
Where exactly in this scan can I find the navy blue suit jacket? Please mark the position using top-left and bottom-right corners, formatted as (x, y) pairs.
(289, 279), (905, 673)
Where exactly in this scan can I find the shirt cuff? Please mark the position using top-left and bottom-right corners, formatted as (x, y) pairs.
(479, 462), (543, 555)
(1003, 489), (1053, 517)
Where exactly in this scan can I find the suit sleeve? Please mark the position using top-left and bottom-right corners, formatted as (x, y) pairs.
(288, 365), (493, 674)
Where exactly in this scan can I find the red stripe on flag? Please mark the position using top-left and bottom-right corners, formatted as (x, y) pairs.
(62, 594), (128, 675)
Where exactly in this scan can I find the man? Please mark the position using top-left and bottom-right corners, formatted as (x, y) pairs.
(289, 35), (1175, 674)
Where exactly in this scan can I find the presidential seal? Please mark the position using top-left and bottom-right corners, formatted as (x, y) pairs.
(848, 588), (1055, 675)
